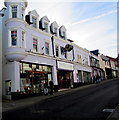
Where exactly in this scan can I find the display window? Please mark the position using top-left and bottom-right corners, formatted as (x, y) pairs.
(20, 62), (52, 94)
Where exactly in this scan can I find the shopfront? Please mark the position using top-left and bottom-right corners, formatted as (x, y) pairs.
(57, 61), (74, 89)
(20, 62), (52, 94)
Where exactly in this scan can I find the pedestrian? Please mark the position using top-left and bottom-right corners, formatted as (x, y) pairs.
(49, 80), (54, 95)
(44, 81), (48, 95)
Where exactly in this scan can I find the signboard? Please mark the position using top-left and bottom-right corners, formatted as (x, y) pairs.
(57, 61), (73, 70)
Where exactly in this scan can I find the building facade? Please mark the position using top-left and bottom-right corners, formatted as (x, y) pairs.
(1, 0), (93, 99)
(1, 0), (119, 100)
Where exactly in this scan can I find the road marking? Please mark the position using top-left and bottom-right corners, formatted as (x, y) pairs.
(103, 109), (115, 113)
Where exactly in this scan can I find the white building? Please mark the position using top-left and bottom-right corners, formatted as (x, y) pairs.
(1, 0), (92, 100)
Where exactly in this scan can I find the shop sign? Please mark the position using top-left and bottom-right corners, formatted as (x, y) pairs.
(57, 61), (73, 70)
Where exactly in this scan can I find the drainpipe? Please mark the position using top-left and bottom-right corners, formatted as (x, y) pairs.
(51, 36), (55, 57)
(72, 47), (75, 61)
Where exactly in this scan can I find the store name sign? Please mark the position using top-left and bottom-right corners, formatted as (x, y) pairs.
(57, 61), (73, 70)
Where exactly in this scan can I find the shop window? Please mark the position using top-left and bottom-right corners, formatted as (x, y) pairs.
(11, 30), (17, 46)
(20, 62), (52, 94)
(55, 45), (59, 57)
(11, 6), (17, 18)
(45, 42), (49, 55)
(33, 38), (38, 52)
(32, 16), (37, 28)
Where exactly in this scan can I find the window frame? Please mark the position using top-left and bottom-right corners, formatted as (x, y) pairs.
(11, 29), (17, 46)
(32, 16), (37, 28)
(44, 22), (48, 32)
(55, 45), (59, 57)
(21, 31), (25, 48)
(22, 7), (25, 19)
(33, 38), (38, 52)
(45, 42), (49, 55)
(11, 5), (17, 18)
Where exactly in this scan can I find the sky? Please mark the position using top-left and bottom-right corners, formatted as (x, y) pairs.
(0, 0), (118, 58)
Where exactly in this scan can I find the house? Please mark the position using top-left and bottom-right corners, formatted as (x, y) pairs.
(1, 0), (93, 100)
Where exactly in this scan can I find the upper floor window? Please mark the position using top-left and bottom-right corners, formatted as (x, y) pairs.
(22, 7), (25, 19)
(33, 38), (38, 52)
(77, 55), (82, 63)
(12, 6), (17, 18)
(54, 27), (57, 36)
(32, 17), (37, 28)
(64, 52), (67, 59)
(44, 22), (48, 32)
(22, 31), (25, 47)
(11, 30), (17, 46)
(55, 45), (59, 57)
(45, 42), (49, 55)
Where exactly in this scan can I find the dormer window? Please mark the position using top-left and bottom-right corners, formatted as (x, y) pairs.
(54, 27), (57, 36)
(62, 32), (65, 39)
(44, 22), (48, 32)
(12, 6), (17, 18)
(59, 26), (67, 40)
(50, 21), (59, 37)
(32, 16), (37, 28)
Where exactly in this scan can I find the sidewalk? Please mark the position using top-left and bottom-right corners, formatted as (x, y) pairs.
(2, 83), (95, 113)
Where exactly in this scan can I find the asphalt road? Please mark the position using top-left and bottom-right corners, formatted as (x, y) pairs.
(2, 78), (119, 120)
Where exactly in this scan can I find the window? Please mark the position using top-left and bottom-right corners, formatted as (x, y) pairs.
(22, 7), (25, 19)
(54, 27), (57, 36)
(77, 55), (82, 63)
(12, 6), (17, 18)
(45, 42), (49, 55)
(33, 38), (38, 52)
(55, 45), (59, 57)
(65, 52), (67, 59)
(44, 22), (48, 32)
(22, 31), (25, 47)
(32, 17), (37, 28)
(62, 31), (65, 39)
(11, 30), (17, 46)
(60, 46), (65, 55)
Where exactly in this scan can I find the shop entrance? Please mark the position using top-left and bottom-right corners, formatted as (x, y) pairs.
(57, 70), (73, 89)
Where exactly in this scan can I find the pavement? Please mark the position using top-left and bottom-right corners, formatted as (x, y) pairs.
(2, 79), (119, 120)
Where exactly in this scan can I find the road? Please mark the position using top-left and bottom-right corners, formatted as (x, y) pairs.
(2, 78), (119, 120)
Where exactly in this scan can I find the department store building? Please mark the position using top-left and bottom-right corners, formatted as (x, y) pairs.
(1, 0), (92, 99)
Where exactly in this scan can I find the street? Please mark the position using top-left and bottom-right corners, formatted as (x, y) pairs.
(2, 78), (119, 120)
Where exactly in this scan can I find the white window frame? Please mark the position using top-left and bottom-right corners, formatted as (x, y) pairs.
(9, 28), (18, 47)
(21, 7), (25, 19)
(55, 45), (59, 57)
(21, 30), (26, 48)
(32, 16), (37, 28)
(33, 37), (38, 52)
(45, 42), (50, 55)
(11, 5), (18, 18)
(44, 22), (48, 32)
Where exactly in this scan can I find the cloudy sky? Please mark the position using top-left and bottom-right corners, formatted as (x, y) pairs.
(0, 0), (118, 57)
